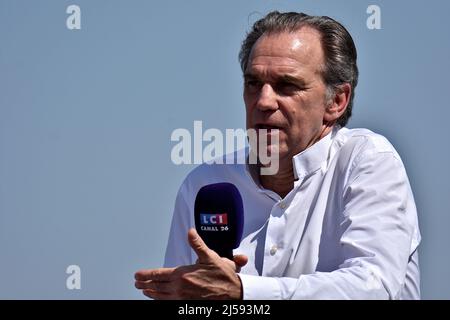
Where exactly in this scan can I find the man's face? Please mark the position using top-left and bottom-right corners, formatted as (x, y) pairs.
(244, 28), (330, 163)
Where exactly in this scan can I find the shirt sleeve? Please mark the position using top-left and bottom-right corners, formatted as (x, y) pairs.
(163, 182), (195, 267)
(240, 150), (419, 300)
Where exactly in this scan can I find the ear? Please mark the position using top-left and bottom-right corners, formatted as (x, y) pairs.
(324, 83), (351, 123)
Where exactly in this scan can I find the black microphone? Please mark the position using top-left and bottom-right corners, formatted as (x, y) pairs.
(194, 183), (244, 259)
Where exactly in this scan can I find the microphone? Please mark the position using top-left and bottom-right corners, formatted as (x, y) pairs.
(194, 182), (244, 259)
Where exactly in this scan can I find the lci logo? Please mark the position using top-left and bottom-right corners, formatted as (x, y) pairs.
(200, 213), (228, 231)
(200, 213), (228, 225)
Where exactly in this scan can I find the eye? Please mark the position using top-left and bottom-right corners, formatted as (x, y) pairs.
(276, 82), (300, 95)
(244, 79), (262, 91)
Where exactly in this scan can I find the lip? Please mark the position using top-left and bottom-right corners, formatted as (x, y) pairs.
(254, 123), (284, 130)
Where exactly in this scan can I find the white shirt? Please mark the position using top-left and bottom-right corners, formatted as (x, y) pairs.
(164, 127), (421, 299)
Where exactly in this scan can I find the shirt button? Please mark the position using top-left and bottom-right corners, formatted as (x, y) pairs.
(279, 202), (286, 209)
(270, 245), (278, 256)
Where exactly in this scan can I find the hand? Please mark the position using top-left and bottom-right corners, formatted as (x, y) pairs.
(135, 228), (248, 300)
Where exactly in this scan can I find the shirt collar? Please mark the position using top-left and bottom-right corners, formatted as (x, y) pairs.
(292, 126), (338, 180)
(244, 126), (339, 186)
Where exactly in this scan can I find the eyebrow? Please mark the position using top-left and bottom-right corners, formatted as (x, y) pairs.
(243, 72), (307, 86)
(279, 75), (307, 87)
(243, 72), (258, 80)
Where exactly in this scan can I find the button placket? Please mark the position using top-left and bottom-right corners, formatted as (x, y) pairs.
(263, 203), (287, 275)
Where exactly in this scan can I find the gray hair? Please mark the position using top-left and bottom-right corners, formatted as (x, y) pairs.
(239, 11), (359, 127)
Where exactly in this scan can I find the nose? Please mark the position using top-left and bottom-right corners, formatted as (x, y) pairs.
(255, 83), (278, 111)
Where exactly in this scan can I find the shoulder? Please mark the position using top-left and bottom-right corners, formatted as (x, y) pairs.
(330, 127), (407, 182)
(334, 127), (402, 162)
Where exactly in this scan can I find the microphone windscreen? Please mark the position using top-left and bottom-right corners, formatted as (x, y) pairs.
(194, 183), (244, 259)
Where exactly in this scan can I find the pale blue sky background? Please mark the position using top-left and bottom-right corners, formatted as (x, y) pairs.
(1, 0), (449, 299)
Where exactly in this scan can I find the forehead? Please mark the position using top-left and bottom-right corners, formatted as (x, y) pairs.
(246, 27), (325, 78)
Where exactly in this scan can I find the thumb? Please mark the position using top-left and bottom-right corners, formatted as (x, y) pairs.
(188, 228), (214, 263)
(233, 254), (248, 268)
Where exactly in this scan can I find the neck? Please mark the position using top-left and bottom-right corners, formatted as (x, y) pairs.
(258, 124), (335, 198)
(259, 159), (295, 198)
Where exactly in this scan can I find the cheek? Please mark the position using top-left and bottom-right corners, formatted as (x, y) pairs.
(243, 89), (253, 106)
(244, 105), (252, 126)
(280, 102), (319, 142)
(280, 100), (303, 130)
(286, 95), (325, 126)
(244, 94), (257, 126)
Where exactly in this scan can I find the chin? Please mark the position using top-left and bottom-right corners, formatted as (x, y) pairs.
(268, 143), (290, 159)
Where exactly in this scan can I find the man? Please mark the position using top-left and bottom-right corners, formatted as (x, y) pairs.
(135, 11), (421, 299)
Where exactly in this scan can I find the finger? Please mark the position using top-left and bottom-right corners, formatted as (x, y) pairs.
(134, 268), (175, 281)
(143, 289), (174, 300)
(233, 254), (248, 268)
(187, 228), (215, 263)
(135, 280), (172, 294)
